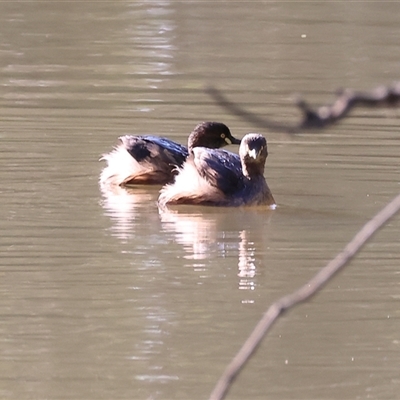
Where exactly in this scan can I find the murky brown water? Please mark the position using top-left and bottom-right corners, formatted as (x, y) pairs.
(1, 2), (399, 399)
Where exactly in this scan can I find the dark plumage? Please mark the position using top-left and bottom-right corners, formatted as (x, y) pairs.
(158, 133), (276, 208)
(99, 122), (240, 186)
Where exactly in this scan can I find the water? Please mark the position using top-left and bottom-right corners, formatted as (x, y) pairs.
(1, 2), (399, 399)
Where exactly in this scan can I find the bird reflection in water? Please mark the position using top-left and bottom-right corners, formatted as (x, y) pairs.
(237, 230), (258, 296)
(100, 184), (159, 241)
(100, 184), (273, 296)
(159, 209), (219, 261)
(159, 207), (273, 293)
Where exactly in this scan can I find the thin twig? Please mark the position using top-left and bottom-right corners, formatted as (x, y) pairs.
(209, 192), (400, 400)
(206, 82), (400, 133)
(205, 86), (297, 133)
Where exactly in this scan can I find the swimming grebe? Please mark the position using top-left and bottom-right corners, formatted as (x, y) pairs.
(99, 122), (240, 186)
(158, 133), (275, 208)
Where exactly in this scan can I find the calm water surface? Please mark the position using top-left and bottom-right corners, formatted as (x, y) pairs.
(0, 2), (399, 399)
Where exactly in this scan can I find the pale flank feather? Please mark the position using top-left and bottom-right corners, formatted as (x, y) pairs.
(99, 142), (150, 186)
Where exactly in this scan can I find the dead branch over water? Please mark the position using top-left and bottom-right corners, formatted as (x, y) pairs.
(209, 192), (400, 400)
(206, 82), (400, 132)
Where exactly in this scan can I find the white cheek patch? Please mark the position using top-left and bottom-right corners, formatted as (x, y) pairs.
(225, 137), (232, 145)
(248, 148), (257, 159)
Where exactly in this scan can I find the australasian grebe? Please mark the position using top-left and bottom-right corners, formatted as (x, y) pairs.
(99, 122), (241, 186)
(158, 133), (275, 208)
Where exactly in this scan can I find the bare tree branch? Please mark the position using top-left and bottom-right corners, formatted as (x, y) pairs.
(206, 82), (400, 133)
(205, 86), (297, 133)
(209, 192), (400, 400)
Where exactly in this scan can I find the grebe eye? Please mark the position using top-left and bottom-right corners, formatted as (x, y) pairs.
(220, 133), (225, 138)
